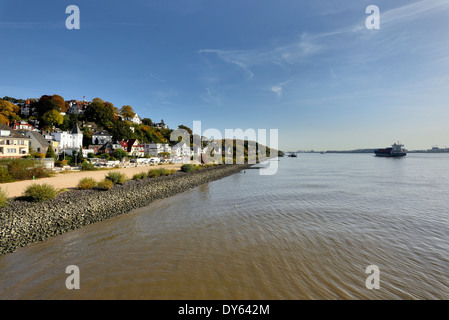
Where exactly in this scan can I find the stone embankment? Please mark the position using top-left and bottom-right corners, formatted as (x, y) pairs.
(0, 164), (251, 256)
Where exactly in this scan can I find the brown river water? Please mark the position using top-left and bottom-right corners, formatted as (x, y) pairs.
(0, 153), (448, 299)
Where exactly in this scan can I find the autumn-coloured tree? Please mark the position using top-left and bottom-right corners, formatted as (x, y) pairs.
(120, 105), (135, 118)
(0, 114), (9, 124)
(0, 99), (20, 124)
(91, 97), (104, 104)
(36, 94), (66, 116)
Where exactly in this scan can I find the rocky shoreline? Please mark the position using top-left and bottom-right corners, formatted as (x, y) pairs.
(0, 164), (252, 256)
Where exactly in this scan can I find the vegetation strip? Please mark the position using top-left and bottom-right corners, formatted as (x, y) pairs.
(0, 164), (251, 256)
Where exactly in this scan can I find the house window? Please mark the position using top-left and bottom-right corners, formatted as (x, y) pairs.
(7, 148), (16, 154)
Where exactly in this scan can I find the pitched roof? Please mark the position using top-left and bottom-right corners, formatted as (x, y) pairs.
(0, 123), (31, 139)
(92, 130), (111, 136)
(27, 131), (50, 148)
(71, 123), (81, 134)
(119, 139), (143, 152)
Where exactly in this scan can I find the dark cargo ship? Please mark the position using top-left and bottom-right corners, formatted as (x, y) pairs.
(374, 142), (406, 157)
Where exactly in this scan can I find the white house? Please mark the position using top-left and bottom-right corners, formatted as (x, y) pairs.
(66, 100), (87, 115)
(119, 139), (144, 157)
(91, 130), (112, 145)
(82, 148), (96, 158)
(171, 142), (191, 157)
(50, 124), (83, 153)
(124, 113), (142, 125)
(142, 143), (172, 157)
(12, 120), (35, 131)
(152, 119), (168, 129)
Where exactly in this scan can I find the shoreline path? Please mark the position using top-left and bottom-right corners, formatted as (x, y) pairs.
(1, 164), (183, 199)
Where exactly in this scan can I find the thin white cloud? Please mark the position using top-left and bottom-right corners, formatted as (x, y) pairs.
(198, 33), (324, 80)
(198, 49), (254, 80)
(198, 0), (449, 77)
(381, 0), (449, 26)
(200, 87), (223, 106)
(271, 86), (282, 98)
(149, 74), (165, 83)
(0, 22), (59, 30)
(270, 80), (291, 98)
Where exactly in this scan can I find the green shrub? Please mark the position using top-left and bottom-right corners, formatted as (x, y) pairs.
(0, 159), (50, 182)
(0, 166), (14, 183)
(181, 164), (200, 173)
(147, 169), (162, 178)
(132, 173), (143, 180)
(29, 167), (52, 179)
(132, 171), (149, 180)
(106, 171), (128, 184)
(55, 159), (68, 167)
(23, 183), (58, 202)
(81, 161), (97, 171)
(159, 168), (176, 176)
(96, 178), (114, 190)
(0, 188), (8, 208)
(147, 168), (177, 178)
(5, 158), (36, 180)
(77, 177), (97, 190)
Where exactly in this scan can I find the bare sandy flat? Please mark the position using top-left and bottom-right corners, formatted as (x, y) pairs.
(0, 164), (183, 198)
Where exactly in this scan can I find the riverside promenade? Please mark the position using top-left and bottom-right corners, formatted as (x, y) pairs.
(1, 164), (183, 198)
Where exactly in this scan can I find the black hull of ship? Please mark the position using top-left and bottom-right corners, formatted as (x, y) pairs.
(374, 151), (406, 157)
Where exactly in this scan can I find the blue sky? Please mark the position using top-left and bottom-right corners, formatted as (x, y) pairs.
(1, 0), (448, 151)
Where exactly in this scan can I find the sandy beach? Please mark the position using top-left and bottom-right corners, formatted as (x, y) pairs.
(0, 164), (183, 198)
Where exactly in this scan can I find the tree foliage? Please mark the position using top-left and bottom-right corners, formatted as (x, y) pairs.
(113, 148), (128, 160)
(42, 109), (63, 128)
(84, 98), (115, 129)
(36, 95), (65, 116)
(142, 118), (153, 126)
(0, 99), (20, 123)
(120, 105), (135, 118)
(45, 145), (57, 160)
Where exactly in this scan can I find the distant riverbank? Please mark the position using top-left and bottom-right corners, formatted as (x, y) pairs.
(0, 164), (251, 256)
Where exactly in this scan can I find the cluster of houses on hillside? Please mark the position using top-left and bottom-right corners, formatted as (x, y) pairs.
(0, 120), (229, 162)
(16, 99), (168, 129)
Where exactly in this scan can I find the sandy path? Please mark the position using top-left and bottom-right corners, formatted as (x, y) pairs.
(0, 164), (183, 198)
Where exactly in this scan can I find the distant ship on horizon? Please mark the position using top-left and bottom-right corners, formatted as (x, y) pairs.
(374, 142), (407, 157)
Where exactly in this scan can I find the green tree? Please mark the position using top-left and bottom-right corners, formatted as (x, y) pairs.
(84, 98), (114, 128)
(45, 145), (57, 160)
(78, 147), (84, 163)
(60, 113), (81, 131)
(113, 148), (128, 161)
(2, 96), (25, 104)
(42, 109), (63, 128)
(142, 118), (153, 126)
(110, 120), (133, 141)
(178, 125), (193, 144)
